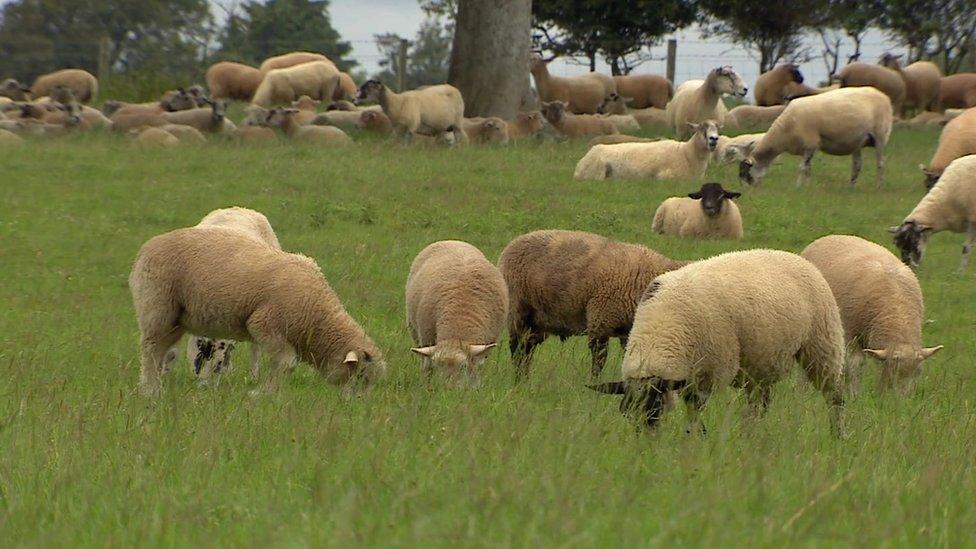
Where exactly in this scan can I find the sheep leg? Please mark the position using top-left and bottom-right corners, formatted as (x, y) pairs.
(682, 389), (708, 436)
(588, 336), (609, 379)
(744, 382), (771, 419)
(257, 342), (297, 393)
(510, 329), (545, 381)
(961, 222), (976, 271)
(874, 141), (886, 187)
(138, 326), (185, 397)
(249, 344), (261, 383)
(849, 149), (862, 188)
(796, 346), (847, 439)
(796, 150), (814, 187)
(845, 348), (864, 397)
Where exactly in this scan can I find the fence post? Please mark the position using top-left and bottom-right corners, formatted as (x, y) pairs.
(666, 39), (677, 84)
(98, 36), (111, 81)
(397, 39), (409, 92)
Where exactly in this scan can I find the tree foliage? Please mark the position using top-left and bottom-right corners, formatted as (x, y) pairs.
(373, 15), (452, 89)
(815, 0), (884, 76)
(879, 0), (976, 70)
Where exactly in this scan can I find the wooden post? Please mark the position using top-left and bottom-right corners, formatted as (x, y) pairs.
(98, 36), (111, 81)
(666, 39), (677, 84)
(397, 39), (409, 92)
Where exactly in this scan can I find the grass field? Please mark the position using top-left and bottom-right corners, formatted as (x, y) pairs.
(1, 126), (974, 546)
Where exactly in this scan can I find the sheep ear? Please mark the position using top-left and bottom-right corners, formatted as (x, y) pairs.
(725, 191), (742, 199)
(343, 351), (359, 365)
(863, 349), (888, 361)
(886, 226), (902, 234)
(587, 381), (627, 395)
(411, 346), (435, 358)
(686, 122), (699, 131)
(688, 192), (703, 199)
(919, 345), (943, 360)
(469, 343), (496, 359)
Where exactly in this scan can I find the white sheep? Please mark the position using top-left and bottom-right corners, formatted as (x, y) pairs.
(206, 61), (263, 102)
(134, 127), (179, 147)
(160, 124), (207, 144)
(461, 117), (510, 144)
(889, 154), (976, 270)
(355, 79), (465, 144)
(129, 227), (385, 396)
(740, 87), (893, 187)
(725, 104), (785, 130)
(265, 107), (352, 145)
(920, 107), (976, 189)
(589, 249), (846, 437)
(800, 235), (943, 393)
(574, 120), (719, 181)
(541, 100), (618, 138)
(651, 182), (743, 239)
(31, 69), (98, 104)
(665, 66), (747, 138)
(160, 99), (234, 134)
(714, 132), (764, 164)
(251, 61), (340, 107)
(406, 241), (508, 384)
(259, 52), (335, 74)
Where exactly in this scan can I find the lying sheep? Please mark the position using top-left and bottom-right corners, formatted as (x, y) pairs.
(651, 182), (743, 239)
(31, 69), (98, 103)
(589, 249), (846, 437)
(725, 104), (785, 130)
(611, 74), (672, 109)
(666, 66), (747, 138)
(890, 154), (976, 270)
(574, 120), (719, 181)
(233, 126), (277, 143)
(587, 135), (658, 147)
(462, 117), (510, 144)
(108, 88), (198, 117)
(529, 53), (606, 114)
(505, 111), (545, 140)
(160, 124), (207, 144)
(406, 241), (508, 383)
(541, 100), (617, 139)
(800, 235), (943, 393)
(129, 226), (385, 396)
(259, 51), (334, 74)
(900, 111), (950, 128)
(938, 73), (976, 110)
(499, 229), (689, 379)
(837, 62), (906, 115)
(599, 113), (639, 133)
(920, 107), (976, 189)
(740, 87), (893, 187)
(252, 61), (340, 107)
(160, 99), (233, 134)
(0, 78), (30, 101)
(753, 64), (805, 106)
(110, 112), (167, 134)
(206, 61), (263, 102)
(355, 79), (465, 144)
(311, 110), (362, 131)
(266, 107), (352, 145)
(336, 72), (357, 101)
(360, 110), (393, 135)
(714, 132), (764, 164)
(135, 127), (179, 147)
(879, 54), (941, 115)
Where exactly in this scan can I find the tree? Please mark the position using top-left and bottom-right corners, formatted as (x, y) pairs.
(698, 0), (824, 72)
(215, 0), (356, 70)
(533, 0), (695, 75)
(816, 0), (884, 76)
(880, 0), (976, 70)
(373, 15), (452, 89)
(448, 0), (531, 118)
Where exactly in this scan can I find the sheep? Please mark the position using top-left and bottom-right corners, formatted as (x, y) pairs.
(541, 100), (618, 139)
(335, 72), (357, 101)
(406, 241), (508, 384)
(666, 66), (747, 138)
(206, 61), (263, 102)
(587, 134), (658, 147)
(574, 120), (719, 181)
(739, 87), (893, 187)
(529, 53), (606, 114)
(938, 73), (976, 110)
(837, 62), (906, 115)
(107, 88), (198, 117)
(878, 54), (941, 116)
(919, 107), (976, 189)
(461, 117), (510, 144)
(611, 74), (672, 109)
(800, 235), (943, 393)
(499, 229), (689, 379)
(233, 125), (277, 143)
(582, 72), (617, 99)
(651, 182), (743, 239)
(631, 107), (669, 131)
(505, 111), (545, 140)
(714, 132), (764, 164)
(753, 64), (805, 106)
(129, 227), (385, 396)
(259, 51), (334, 74)
(251, 61), (340, 107)
(725, 104), (785, 130)
(110, 112), (167, 134)
(900, 111), (950, 128)
(311, 110), (366, 131)
(599, 113), (639, 133)
(160, 99), (233, 134)
(0, 78), (30, 101)
(160, 124), (207, 144)
(360, 110), (393, 136)
(588, 249), (846, 437)
(889, 154), (976, 271)
(598, 93), (667, 131)
(355, 79), (465, 144)
(31, 69), (97, 103)
(327, 100), (358, 111)
(134, 127), (179, 147)
(266, 107), (352, 145)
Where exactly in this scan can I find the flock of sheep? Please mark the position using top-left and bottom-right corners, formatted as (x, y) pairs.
(5, 49), (976, 436)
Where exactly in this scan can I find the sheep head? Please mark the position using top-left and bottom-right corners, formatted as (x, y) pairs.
(689, 182), (740, 217)
(265, 107), (299, 128)
(864, 344), (943, 393)
(888, 221), (932, 270)
(879, 53), (903, 70)
(411, 342), (497, 385)
(162, 88), (197, 112)
(516, 111), (544, 133)
(714, 66), (748, 98)
(540, 101), (567, 124)
(50, 85), (76, 105)
(186, 84), (208, 106)
(689, 120), (720, 151)
(787, 63), (804, 84)
(355, 80), (383, 106)
(0, 78), (30, 101)
(598, 93), (629, 115)
(587, 377), (679, 430)
(322, 348), (386, 391)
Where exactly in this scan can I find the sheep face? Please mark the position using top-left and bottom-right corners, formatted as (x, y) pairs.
(411, 343), (496, 385)
(588, 378), (675, 430)
(0, 79), (29, 101)
(598, 93), (627, 115)
(480, 118), (508, 143)
(540, 101), (567, 125)
(50, 85), (76, 105)
(788, 64), (804, 84)
(355, 80), (383, 106)
(516, 111), (544, 132)
(690, 120), (720, 151)
(528, 53), (548, 73)
(864, 344), (943, 393)
(264, 107), (298, 128)
(243, 105), (271, 127)
(739, 156), (769, 185)
(889, 221), (932, 269)
(162, 89), (197, 112)
(186, 85), (208, 106)
(715, 66), (748, 98)
(689, 182), (740, 217)
(320, 349), (386, 388)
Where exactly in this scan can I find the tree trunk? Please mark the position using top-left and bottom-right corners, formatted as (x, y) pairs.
(610, 56), (622, 76)
(448, 0), (532, 118)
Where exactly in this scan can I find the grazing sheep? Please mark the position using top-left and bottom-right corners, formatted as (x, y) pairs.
(259, 52), (334, 74)
(890, 154), (976, 270)
(878, 54), (941, 115)
(714, 132), (764, 164)
(529, 53), (606, 114)
(266, 107), (352, 145)
(31, 69), (97, 103)
(589, 249), (846, 437)
(800, 235), (943, 393)
(0, 78), (30, 101)
(740, 87), (893, 187)
(206, 61), (263, 102)
(838, 62), (906, 115)
(587, 134), (658, 147)
(541, 100), (618, 139)
(574, 120), (719, 181)
(135, 127), (179, 147)
(938, 73), (976, 110)
(611, 74), (672, 109)
(360, 110), (393, 135)
(462, 117), (510, 144)
(666, 66), (747, 138)
(129, 227), (385, 396)
(251, 61), (340, 107)
(651, 182), (743, 239)
(406, 241), (508, 384)
(160, 124), (207, 144)
(725, 104), (785, 130)
(505, 111), (545, 140)
(355, 79), (465, 144)
(920, 107), (976, 189)
(499, 229), (689, 379)
(160, 99), (233, 134)
(754, 64), (805, 106)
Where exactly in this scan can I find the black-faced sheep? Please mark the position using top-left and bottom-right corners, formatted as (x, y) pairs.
(651, 182), (743, 239)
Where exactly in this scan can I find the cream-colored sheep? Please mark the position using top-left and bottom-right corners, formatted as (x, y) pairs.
(406, 240), (508, 383)
(499, 229), (689, 379)
(630, 107), (669, 131)
(574, 120), (719, 181)
(134, 127), (179, 147)
(714, 132), (764, 164)
(599, 113), (639, 133)
(206, 61), (263, 102)
(753, 64), (805, 106)
(651, 182), (743, 239)
(160, 100), (234, 134)
(311, 110), (362, 130)
(611, 74), (672, 109)
(462, 117), (510, 144)
(740, 87), (893, 187)
(251, 61), (340, 107)
(31, 69), (97, 103)
(878, 54), (941, 115)
(104, 89), (198, 117)
(838, 62), (906, 115)
(800, 235), (942, 393)
(529, 53), (606, 114)
(939, 73), (976, 109)
(582, 72), (617, 98)
(266, 107), (352, 145)
(505, 111), (545, 140)
(725, 104), (785, 130)
(160, 124), (207, 144)
(920, 107), (976, 189)
(110, 112), (168, 134)
(355, 79), (465, 144)
(360, 110), (393, 135)
(335, 72), (357, 101)
(233, 125), (277, 143)
(541, 100), (618, 138)
(666, 66), (747, 138)
(890, 154), (976, 270)
(587, 134), (658, 147)
(899, 111), (949, 128)
(259, 51), (334, 74)
(129, 227), (385, 396)
(589, 249), (846, 437)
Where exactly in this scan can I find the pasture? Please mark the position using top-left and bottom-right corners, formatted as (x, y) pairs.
(1, 127), (974, 546)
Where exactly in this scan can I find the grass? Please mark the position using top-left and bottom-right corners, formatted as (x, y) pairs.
(0, 125), (974, 547)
